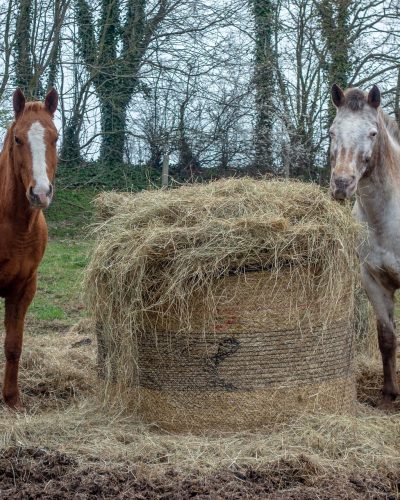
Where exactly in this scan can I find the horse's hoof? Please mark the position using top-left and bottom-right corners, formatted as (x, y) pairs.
(10, 403), (25, 412)
(378, 393), (398, 410)
(3, 397), (24, 412)
(378, 399), (393, 411)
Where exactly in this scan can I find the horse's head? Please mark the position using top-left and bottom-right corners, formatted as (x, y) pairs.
(12, 88), (58, 209)
(329, 84), (381, 200)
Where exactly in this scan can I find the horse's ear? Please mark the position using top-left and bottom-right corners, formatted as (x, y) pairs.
(13, 88), (25, 118)
(45, 88), (58, 115)
(331, 84), (345, 108)
(368, 85), (380, 109)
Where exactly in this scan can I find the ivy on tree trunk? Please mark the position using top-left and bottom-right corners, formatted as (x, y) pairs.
(318, 0), (353, 182)
(14, 0), (63, 99)
(75, 0), (164, 167)
(15, 0), (37, 98)
(318, 0), (352, 123)
(251, 0), (276, 174)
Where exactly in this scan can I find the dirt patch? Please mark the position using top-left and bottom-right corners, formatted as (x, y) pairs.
(0, 447), (398, 499)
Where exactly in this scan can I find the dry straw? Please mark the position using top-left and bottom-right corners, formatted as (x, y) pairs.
(1, 331), (399, 477)
(84, 178), (362, 429)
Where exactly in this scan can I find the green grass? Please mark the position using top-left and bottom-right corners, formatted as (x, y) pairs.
(29, 239), (92, 326)
(46, 187), (98, 238)
(29, 188), (96, 328)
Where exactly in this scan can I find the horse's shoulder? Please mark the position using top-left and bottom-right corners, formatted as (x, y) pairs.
(0, 223), (47, 292)
(0, 214), (47, 258)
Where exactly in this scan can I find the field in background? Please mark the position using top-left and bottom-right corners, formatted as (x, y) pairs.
(46, 188), (97, 239)
(0, 187), (399, 498)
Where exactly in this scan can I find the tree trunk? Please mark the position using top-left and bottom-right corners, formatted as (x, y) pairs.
(60, 112), (83, 165)
(99, 96), (127, 166)
(251, 0), (275, 173)
(322, 1), (352, 122)
(75, 0), (167, 171)
(14, 0), (64, 99)
(176, 98), (201, 179)
(318, 0), (352, 181)
(148, 145), (163, 170)
(14, 0), (36, 98)
(162, 153), (169, 188)
(177, 141), (200, 179)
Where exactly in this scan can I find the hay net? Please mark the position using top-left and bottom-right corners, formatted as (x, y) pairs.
(84, 178), (361, 389)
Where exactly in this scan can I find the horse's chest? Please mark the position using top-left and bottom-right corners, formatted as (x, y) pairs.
(0, 233), (45, 292)
(363, 233), (400, 287)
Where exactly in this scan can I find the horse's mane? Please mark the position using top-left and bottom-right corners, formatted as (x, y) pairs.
(24, 102), (45, 112)
(343, 88), (366, 111)
(0, 122), (15, 160)
(380, 111), (400, 144)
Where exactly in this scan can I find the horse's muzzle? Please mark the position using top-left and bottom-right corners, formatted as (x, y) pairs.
(331, 174), (356, 200)
(27, 184), (53, 209)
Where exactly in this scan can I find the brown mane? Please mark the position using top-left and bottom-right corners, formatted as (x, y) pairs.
(343, 88), (366, 111)
(23, 101), (45, 112)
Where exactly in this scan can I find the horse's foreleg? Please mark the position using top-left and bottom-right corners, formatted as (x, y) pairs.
(3, 276), (37, 409)
(377, 320), (399, 403)
(361, 268), (399, 405)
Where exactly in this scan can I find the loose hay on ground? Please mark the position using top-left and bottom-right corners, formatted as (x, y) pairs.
(0, 331), (96, 413)
(0, 330), (399, 496)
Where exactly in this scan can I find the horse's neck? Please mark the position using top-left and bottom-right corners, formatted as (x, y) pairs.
(356, 126), (400, 229)
(0, 138), (38, 230)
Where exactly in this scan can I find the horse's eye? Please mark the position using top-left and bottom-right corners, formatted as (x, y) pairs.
(54, 136), (59, 144)
(15, 136), (22, 145)
(370, 131), (377, 138)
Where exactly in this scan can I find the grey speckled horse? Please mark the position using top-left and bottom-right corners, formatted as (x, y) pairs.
(330, 84), (400, 408)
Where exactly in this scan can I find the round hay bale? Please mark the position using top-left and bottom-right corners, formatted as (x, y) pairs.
(86, 178), (361, 433)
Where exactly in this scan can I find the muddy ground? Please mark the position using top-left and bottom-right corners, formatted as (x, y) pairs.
(0, 447), (399, 499)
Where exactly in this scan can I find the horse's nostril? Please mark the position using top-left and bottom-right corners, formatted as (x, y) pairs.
(29, 186), (39, 203)
(336, 177), (347, 188)
(334, 175), (354, 188)
(47, 184), (53, 197)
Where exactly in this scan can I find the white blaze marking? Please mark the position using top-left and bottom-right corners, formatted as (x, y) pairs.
(28, 121), (49, 194)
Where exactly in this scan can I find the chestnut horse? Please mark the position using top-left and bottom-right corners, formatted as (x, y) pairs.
(0, 88), (58, 409)
(330, 84), (400, 407)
